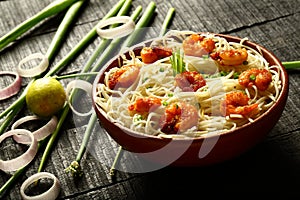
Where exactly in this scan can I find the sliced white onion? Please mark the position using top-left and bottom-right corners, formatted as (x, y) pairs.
(20, 172), (61, 200)
(11, 115), (58, 144)
(66, 80), (93, 116)
(0, 129), (37, 172)
(17, 53), (49, 77)
(96, 16), (135, 39)
(0, 71), (22, 100)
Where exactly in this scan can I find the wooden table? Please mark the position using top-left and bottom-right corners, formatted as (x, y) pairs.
(1, 0), (300, 199)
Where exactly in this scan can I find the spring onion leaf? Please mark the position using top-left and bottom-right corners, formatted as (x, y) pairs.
(282, 60), (300, 70)
(0, 1), (86, 197)
(233, 72), (240, 79)
(0, 0), (80, 51)
(65, 2), (154, 178)
(121, 1), (156, 48)
(109, 146), (124, 177)
(38, 0), (130, 174)
(44, 0), (127, 77)
(64, 2), (141, 178)
(249, 74), (256, 81)
(0, 0), (126, 123)
(55, 72), (98, 80)
(0, 0), (85, 128)
(46, 0), (87, 63)
(159, 7), (175, 37)
(170, 49), (186, 75)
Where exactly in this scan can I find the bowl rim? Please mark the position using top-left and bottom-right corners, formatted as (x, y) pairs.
(92, 32), (289, 142)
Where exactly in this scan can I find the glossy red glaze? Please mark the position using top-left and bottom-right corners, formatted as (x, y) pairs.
(92, 33), (289, 166)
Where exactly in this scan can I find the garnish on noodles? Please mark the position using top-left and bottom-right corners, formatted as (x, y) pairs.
(94, 30), (282, 138)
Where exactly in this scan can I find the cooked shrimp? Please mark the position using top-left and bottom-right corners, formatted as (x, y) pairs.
(220, 91), (258, 116)
(183, 34), (215, 57)
(128, 97), (162, 116)
(238, 68), (272, 91)
(159, 102), (199, 134)
(140, 46), (172, 64)
(108, 64), (139, 90)
(175, 71), (206, 92)
(210, 48), (248, 66)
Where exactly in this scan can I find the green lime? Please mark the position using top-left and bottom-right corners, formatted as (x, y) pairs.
(26, 77), (66, 118)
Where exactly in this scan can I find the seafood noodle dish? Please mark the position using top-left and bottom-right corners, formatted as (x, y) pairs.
(94, 30), (283, 138)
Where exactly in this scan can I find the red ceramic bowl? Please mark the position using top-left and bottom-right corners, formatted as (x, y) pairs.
(92, 33), (289, 167)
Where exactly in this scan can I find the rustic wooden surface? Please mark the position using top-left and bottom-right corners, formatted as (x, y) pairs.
(0, 0), (300, 199)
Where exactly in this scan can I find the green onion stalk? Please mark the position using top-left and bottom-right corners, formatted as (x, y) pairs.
(282, 61), (300, 70)
(0, 0), (128, 197)
(64, 3), (144, 177)
(38, 0), (134, 174)
(170, 49), (186, 75)
(0, 0), (88, 133)
(0, 0), (126, 134)
(0, 0), (80, 51)
(0, 0), (86, 197)
(66, 0), (136, 104)
(120, 1), (157, 50)
(44, 0), (127, 77)
(65, 3), (175, 178)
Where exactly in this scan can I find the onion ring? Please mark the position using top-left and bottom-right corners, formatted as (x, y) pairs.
(17, 53), (49, 77)
(20, 172), (61, 200)
(0, 71), (22, 100)
(11, 115), (58, 144)
(66, 80), (93, 116)
(96, 16), (135, 39)
(0, 129), (38, 172)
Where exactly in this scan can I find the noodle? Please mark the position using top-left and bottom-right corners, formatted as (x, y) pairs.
(95, 31), (282, 138)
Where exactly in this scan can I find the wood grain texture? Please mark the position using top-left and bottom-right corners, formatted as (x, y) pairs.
(1, 0), (300, 199)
